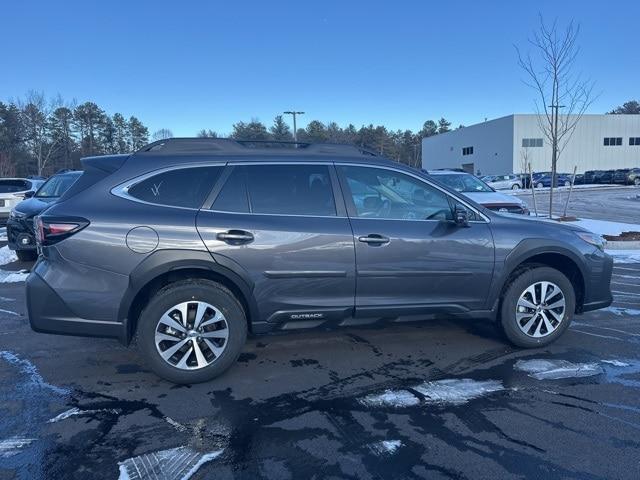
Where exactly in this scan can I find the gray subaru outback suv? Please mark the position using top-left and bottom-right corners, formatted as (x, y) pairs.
(27, 139), (613, 383)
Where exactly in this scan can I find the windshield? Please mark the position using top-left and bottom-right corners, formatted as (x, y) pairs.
(35, 173), (81, 198)
(433, 174), (493, 193)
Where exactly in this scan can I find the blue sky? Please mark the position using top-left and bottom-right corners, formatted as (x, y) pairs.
(3, 0), (638, 136)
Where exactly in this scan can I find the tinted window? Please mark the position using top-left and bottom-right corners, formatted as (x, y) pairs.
(243, 164), (336, 216)
(128, 166), (222, 208)
(212, 167), (249, 213)
(0, 179), (30, 193)
(340, 166), (453, 221)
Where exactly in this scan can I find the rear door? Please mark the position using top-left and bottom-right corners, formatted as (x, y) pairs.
(336, 164), (495, 316)
(196, 162), (356, 326)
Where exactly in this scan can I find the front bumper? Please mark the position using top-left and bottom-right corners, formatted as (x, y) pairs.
(6, 216), (37, 251)
(27, 271), (127, 343)
(580, 251), (614, 313)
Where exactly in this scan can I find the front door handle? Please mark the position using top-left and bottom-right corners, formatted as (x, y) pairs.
(358, 234), (390, 245)
(217, 230), (254, 244)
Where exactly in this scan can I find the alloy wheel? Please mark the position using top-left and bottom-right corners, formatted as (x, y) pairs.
(515, 281), (566, 338)
(154, 301), (229, 370)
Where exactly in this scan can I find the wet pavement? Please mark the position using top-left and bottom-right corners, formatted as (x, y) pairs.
(1, 241), (640, 478)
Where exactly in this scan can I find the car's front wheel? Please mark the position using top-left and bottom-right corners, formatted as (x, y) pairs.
(500, 267), (575, 348)
(137, 279), (247, 384)
(536, 182), (544, 188)
(511, 184), (521, 190)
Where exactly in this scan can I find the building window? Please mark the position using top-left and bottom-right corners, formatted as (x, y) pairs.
(630, 137), (640, 146)
(604, 137), (622, 146)
(522, 138), (543, 148)
(462, 146), (474, 156)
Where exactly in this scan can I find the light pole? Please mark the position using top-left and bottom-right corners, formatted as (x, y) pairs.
(284, 111), (304, 144)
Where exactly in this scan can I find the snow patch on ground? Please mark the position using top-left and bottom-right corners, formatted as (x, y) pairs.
(0, 270), (29, 283)
(0, 307), (19, 316)
(606, 250), (640, 264)
(370, 439), (402, 456)
(413, 378), (504, 405)
(571, 218), (640, 237)
(0, 227), (7, 242)
(360, 379), (504, 408)
(602, 359), (631, 367)
(118, 446), (224, 480)
(48, 407), (120, 423)
(515, 359), (603, 380)
(0, 246), (17, 266)
(0, 437), (35, 458)
(360, 389), (420, 408)
(602, 307), (640, 316)
(0, 350), (69, 395)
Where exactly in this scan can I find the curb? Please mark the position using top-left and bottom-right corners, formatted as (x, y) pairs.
(605, 240), (640, 250)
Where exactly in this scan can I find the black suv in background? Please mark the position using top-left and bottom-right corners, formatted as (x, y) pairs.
(7, 170), (82, 261)
(27, 139), (613, 383)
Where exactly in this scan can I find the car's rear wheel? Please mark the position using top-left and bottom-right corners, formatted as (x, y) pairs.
(16, 250), (38, 262)
(137, 279), (247, 384)
(511, 184), (521, 190)
(634, 177), (640, 186)
(500, 267), (575, 348)
(536, 182), (544, 188)
(564, 180), (571, 187)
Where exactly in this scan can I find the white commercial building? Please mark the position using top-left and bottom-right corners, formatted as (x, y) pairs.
(421, 114), (640, 175)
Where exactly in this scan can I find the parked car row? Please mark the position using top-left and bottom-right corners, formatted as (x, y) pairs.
(2, 170), (82, 260)
(482, 168), (640, 190)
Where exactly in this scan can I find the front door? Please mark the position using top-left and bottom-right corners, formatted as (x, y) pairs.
(197, 163), (356, 325)
(336, 164), (495, 316)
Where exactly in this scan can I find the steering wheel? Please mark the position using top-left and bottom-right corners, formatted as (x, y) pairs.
(425, 208), (451, 220)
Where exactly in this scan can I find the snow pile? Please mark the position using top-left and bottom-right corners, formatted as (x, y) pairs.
(0, 246), (17, 266)
(118, 446), (223, 480)
(572, 218), (640, 237)
(48, 407), (120, 423)
(602, 307), (640, 316)
(515, 359), (603, 380)
(413, 378), (504, 405)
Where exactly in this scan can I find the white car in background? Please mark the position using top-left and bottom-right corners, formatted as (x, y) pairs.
(0, 178), (45, 226)
(482, 174), (523, 190)
(428, 171), (530, 215)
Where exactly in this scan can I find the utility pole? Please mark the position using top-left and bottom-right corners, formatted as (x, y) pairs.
(284, 111), (304, 144)
(548, 103), (565, 218)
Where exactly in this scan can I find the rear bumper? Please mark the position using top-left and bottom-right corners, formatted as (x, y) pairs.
(27, 271), (126, 343)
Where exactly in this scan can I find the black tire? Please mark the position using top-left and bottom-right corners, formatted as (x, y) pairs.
(16, 249), (38, 262)
(511, 184), (521, 190)
(499, 267), (575, 348)
(536, 183), (544, 188)
(137, 279), (247, 384)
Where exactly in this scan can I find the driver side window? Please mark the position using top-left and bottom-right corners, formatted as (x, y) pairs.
(339, 166), (453, 221)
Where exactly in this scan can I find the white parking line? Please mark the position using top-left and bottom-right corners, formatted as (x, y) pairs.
(612, 281), (640, 287)
(613, 291), (640, 297)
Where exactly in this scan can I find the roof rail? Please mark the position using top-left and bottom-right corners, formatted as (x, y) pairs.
(136, 137), (379, 157)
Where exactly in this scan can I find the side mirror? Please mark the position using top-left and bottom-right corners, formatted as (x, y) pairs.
(24, 191), (35, 199)
(454, 206), (469, 227)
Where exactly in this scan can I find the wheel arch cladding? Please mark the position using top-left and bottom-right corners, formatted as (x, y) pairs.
(501, 250), (585, 313)
(119, 249), (258, 344)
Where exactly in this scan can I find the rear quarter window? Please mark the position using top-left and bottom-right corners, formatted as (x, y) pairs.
(127, 166), (223, 208)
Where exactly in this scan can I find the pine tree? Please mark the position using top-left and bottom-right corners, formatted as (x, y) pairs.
(128, 116), (149, 150)
(269, 115), (292, 141)
(437, 117), (451, 134)
(112, 113), (129, 153)
(231, 119), (269, 140)
(305, 120), (328, 143)
(419, 120), (438, 138)
(74, 102), (105, 155)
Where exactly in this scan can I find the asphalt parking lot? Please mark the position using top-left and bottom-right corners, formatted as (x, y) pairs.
(514, 185), (640, 223)
(1, 219), (640, 479)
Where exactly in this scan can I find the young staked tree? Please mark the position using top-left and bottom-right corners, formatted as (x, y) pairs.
(517, 16), (595, 218)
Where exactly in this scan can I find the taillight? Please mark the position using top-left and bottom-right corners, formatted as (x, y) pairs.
(34, 216), (89, 246)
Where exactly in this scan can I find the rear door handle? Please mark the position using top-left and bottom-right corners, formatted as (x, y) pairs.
(217, 230), (254, 244)
(358, 234), (390, 245)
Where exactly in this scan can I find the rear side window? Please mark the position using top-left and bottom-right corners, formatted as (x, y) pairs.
(212, 164), (336, 216)
(0, 179), (30, 193)
(128, 166), (222, 208)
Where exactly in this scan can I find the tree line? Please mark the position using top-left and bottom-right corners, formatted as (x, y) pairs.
(199, 116), (458, 167)
(0, 91), (149, 177)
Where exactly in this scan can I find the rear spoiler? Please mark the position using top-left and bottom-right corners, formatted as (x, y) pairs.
(81, 154), (130, 173)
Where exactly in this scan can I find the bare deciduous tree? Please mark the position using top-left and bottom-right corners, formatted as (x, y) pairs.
(517, 16), (596, 218)
(18, 91), (62, 175)
(152, 128), (174, 141)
